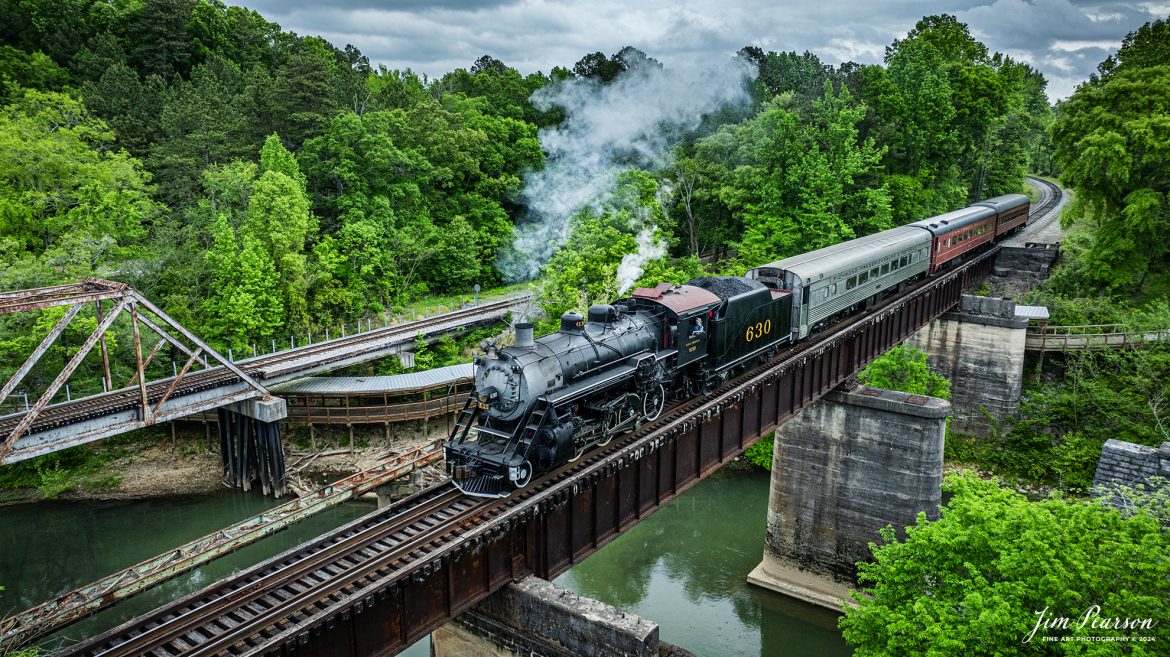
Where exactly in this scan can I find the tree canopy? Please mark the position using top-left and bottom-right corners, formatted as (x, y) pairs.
(841, 473), (1170, 655)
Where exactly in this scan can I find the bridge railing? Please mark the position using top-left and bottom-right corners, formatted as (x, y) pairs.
(1025, 324), (1170, 351)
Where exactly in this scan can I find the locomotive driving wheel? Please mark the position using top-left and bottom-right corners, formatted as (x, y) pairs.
(642, 383), (666, 422)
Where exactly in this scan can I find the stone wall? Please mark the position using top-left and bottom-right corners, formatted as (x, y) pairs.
(1093, 439), (1170, 489)
(747, 385), (948, 610)
(432, 576), (660, 657)
(905, 295), (1028, 437)
(995, 245), (1060, 275)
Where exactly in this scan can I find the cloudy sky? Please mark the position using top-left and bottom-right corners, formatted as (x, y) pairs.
(227, 0), (1168, 101)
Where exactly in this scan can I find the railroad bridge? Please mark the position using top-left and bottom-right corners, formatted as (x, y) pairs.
(0, 284), (530, 474)
(40, 247), (1001, 657)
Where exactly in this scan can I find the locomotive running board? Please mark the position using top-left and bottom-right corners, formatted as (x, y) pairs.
(548, 364), (636, 405)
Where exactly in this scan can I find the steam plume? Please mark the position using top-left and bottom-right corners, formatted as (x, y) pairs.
(499, 57), (755, 281)
(617, 228), (668, 294)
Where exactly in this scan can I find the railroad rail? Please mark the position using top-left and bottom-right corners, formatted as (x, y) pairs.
(55, 243), (999, 657)
(0, 293), (530, 463)
(1026, 175), (1062, 220)
(0, 440), (444, 649)
(1026, 324), (1170, 351)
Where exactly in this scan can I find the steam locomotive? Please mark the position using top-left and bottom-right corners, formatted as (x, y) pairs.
(444, 193), (1029, 497)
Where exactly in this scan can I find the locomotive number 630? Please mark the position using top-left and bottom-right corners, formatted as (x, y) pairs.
(745, 320), (772, 342)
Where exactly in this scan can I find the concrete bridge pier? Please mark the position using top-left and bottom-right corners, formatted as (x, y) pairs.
(905, 295), (1028, 437)
(747, 385), (948, 610)
(218, 397), (290, 496)
(374, 470), (424, 508)
(431, 576), (691, 657)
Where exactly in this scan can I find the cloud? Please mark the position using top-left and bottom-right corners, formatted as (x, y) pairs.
(227, 0), (1167, 100)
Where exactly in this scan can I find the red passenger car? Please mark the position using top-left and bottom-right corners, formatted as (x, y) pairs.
(908, 206), (998, 273)
(975, 193), (1030, 237)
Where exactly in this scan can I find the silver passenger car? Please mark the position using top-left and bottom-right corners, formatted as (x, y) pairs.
(745, 226), (931, 340)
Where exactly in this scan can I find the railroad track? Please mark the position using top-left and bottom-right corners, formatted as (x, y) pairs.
(1025, 175), (1062, 222)
(66, 485), (485, 657)
(0, 295), (530, 440)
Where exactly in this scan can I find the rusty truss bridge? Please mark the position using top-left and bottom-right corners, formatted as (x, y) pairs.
(0, 281), (530, 466)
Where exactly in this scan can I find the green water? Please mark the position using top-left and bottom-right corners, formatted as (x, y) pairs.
(0, 491), (383, 652)
(0, 469), (850, 656)
(555, 468), (852, 657)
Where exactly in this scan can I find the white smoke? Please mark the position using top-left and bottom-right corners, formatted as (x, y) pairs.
(617, 228), (668, 294)
(499, 57), (755, 281)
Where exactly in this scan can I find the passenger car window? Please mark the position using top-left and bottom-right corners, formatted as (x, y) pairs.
(859, 272), (869, 284)
(846, 276), (856, 290)
(881, 263), (890, 275)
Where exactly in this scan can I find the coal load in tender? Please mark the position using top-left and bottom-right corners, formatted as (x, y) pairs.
(685, 276), (765, 299)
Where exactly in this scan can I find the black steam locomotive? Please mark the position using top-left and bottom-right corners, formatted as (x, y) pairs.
(444, 276), (791, 497)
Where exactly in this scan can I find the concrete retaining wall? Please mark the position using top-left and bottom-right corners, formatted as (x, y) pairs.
(1093, 439), (1170, 489)
(432, 576), (660, 657)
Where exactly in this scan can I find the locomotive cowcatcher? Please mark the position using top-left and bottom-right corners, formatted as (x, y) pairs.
(444, 276), (792, 497)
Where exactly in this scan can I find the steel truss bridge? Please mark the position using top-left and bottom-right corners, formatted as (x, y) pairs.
(0, 283), (531, 464)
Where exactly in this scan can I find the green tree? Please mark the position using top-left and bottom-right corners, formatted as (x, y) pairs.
(729, 85), (891, 266)
(80, 63), (166, 155)
(841, 473), (1170, 655)
(0, 89), (155, 258)
(1051, 59), (1170, 293)
(151, 56), (251, 205)
(857, 344), (950, 399)
(199, 213), (281, 351)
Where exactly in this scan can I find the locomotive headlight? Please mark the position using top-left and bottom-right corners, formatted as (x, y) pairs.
(508, 466), (519, 481)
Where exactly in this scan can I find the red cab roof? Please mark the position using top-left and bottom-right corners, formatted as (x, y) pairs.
(632, 283), (721, 314)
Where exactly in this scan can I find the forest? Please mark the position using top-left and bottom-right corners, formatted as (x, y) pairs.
(0, 1), (1056, 363)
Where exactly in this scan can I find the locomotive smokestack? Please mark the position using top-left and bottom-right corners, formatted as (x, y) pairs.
(515, 322), (534, 348)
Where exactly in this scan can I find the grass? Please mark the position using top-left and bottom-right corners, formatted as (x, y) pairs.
(394, 281), (531, 320)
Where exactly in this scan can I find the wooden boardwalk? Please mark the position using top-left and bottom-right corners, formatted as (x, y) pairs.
(1025, 324), (1170, 351)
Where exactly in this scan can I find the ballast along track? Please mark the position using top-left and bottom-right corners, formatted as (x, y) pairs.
(1026, 175), (1062, 220)
(0, 296), (529, 442)
(59, 241), (1015, 657)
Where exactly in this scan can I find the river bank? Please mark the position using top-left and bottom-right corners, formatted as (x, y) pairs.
(0, 416), (451, 506)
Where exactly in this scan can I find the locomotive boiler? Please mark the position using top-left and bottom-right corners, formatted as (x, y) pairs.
(445, 278), (792, 497)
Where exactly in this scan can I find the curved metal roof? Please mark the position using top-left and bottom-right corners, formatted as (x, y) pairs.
(746, 226), (931, 286)
(270, 363), (474, 396)
(907, 205), (996, 237)
(973, 193), (1029, 213)
(630, 283), (721, 314)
